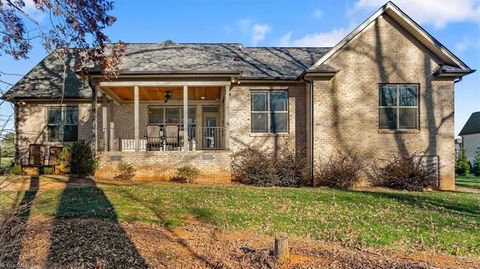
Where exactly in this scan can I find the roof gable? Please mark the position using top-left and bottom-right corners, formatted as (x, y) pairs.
(309, 1), (474, 76)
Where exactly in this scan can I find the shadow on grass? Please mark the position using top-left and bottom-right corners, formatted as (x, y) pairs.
(46, 177), (148, 268)
(351, 190), (480, 217)
(0, 176), (38, 268)
(111, 187), (224, 268)
(456, 177), (480, 190)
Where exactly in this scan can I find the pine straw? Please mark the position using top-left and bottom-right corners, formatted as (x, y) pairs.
(11, 218), (479, 269)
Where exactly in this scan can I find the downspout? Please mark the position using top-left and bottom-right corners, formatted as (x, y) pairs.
(303, 76), (315, 185)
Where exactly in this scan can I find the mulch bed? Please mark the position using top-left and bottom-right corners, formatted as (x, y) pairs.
(4, 218), (477, 268)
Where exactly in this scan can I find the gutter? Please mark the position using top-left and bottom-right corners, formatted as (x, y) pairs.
(432, 65), (476, 78)
(87, 70), (241, 78)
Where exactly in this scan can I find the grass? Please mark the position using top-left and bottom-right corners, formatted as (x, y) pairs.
(0, 178), (479, 257)
(456, 175), (480, 190)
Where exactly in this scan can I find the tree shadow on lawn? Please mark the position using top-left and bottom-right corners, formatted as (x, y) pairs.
(456, 177), (480, 190)
(351, 190), (480, 217)
(0, 176), (39, 268)
(46, 177), (148, 268)
(111, 187), (225, 268)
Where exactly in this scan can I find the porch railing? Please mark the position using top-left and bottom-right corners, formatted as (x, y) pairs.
(100, 126), (225, 152)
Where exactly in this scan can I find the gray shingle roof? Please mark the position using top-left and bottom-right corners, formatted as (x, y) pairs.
(3, 43), (332, 100)
(3, 51), (91, 100)
(111, 43), (331, 78)
(459, 112), (480, 136)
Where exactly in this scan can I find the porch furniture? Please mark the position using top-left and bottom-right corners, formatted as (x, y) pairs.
(28, 144), (45, 166)
(146, 125), (163, 151)
(165, 125), (181, 150)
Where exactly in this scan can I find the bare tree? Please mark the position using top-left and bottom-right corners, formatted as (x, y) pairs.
(0, 0), (125, 135)
(0, 1), (123, 266)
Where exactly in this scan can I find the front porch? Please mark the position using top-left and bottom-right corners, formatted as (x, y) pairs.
(94, 81), (231, 152)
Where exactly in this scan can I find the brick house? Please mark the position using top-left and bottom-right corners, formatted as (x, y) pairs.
(3, 2), (474, 190)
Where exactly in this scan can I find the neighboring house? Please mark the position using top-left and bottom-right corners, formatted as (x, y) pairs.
(458, 112), (480, 166)
(2, 2), (475, 190)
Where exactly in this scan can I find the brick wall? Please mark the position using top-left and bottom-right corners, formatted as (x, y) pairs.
(311, 14), (456, 190)
(15, 101), (101, 161)
(96, 151), (231, 183)
(228, 84), (307, 158)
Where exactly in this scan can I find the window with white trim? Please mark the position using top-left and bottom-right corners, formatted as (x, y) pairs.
(251, 91), (288, 133)
(379, 84), (419, 130)
(47, 106), (78, 142)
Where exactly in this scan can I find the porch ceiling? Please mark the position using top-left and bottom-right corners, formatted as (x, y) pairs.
(105, 86), (222, 101)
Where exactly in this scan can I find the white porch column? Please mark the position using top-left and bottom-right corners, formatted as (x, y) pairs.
(224, 85), (230, 150)
(183, 85), (189, 151)
(92, 86), (98, 153)
(109, 122), (115, 151)
(102, 93), (108, 151)
(134, 86), (140, 152)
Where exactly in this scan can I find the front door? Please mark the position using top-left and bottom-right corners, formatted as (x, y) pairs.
(203, 113), (219, 148)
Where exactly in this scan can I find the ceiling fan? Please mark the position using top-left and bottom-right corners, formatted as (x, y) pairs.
(164, 91), (172, 103)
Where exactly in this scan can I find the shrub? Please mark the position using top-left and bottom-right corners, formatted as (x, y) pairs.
(232, 148), (276, 186)
(472, 148), (480, 177)
(231, 147), (306, 187)
(172, 165), (199, 183)
(114, 162), (136, 181)
(60, 141), (98, 177)
(371, 154), (437, 191)
(10, 163), (22, 175)
(43, 167), (54, 175)
(273, 147), (307, 187)
(314, 151), (364, 189)
(455, 148), (471, 176)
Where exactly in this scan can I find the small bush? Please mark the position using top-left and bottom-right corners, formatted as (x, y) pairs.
(472, 148), (480, 177)
(232, 148), (276, 186)
(314, 151), (364, 189)
(455, 149), (471, 176)
(273, 147), (307, 187)
(10, 163), (22, 175)
(371, 154), (437, 191)
(114, 162), (136, 181)
(231, 147), (306, 187)
(43, 167), (54, 175)
(60, 141), (98, 177)
(172, 165), (199, 183)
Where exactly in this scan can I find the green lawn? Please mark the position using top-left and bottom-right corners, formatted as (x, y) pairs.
(457, 175), (480, 190)
(0, 179), (479, 257)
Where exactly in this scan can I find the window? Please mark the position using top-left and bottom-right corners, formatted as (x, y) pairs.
(148, 106), (196, 125)
(251, 91), (288, 133)
(379, 84), (419, 130)
(47, 106), (78, 142)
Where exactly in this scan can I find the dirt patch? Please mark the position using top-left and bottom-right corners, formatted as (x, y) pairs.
(8, 219), (478, 269)
(1, 175), (235, 191)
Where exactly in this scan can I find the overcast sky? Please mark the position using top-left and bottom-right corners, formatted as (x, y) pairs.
(1, 0), (479, 135)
